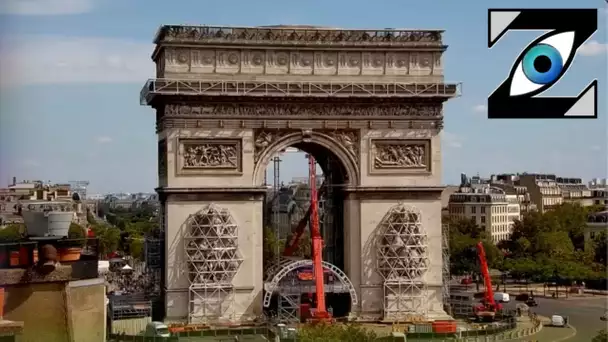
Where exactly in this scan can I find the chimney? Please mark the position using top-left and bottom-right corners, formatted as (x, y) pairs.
(12, 177), (16, 186)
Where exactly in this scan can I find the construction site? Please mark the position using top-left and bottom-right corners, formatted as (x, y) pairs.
(151, 146), (455, 328)
(133, 23), (464, 339)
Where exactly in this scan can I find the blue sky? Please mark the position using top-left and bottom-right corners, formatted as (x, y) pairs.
(0, 0), (606, 194)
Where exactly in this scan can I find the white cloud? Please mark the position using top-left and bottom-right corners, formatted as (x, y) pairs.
(473, 104), (487, 114)
(578, 40), (608, 56)
(442, 132), (463, 149)
(0, 0), (95, 15)
(96, 136), (113, 144)
(0, 35), (154, 87)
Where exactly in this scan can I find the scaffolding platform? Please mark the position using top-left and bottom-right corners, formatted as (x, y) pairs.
(185, 205), (244, 323)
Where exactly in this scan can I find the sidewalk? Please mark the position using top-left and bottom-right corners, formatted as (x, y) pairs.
(513, 316), (576, 342)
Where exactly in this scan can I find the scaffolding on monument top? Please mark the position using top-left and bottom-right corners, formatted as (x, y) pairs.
(140, 79), (462, 105)
(376, 204), (429, 319)
(184, 204), (244, 323)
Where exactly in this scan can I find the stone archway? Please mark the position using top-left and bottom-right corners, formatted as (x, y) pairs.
(142, 24), (458, 323)
(252, 130), (360, 187)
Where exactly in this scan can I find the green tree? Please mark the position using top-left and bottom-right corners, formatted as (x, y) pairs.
(86, 209), (97, 225)
(593, 232), (607, 266)
(90, 223), (121, 257)
(592, 329), (608, 342)
(0, 224), (24, 242)
(500, 203), (605, 284)
(68, 223), (86, 239)
(297, 323), (377, 342)
(128, 237), (145, 260)
(446, 217), (502, 276)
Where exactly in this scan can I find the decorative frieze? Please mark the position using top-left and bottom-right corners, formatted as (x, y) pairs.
(177, 138), (242, 175)
(161, 47), (439, 77)
(156, 26), (443, 46)
(371, 139), (431, 174)
(164, 103), (442, 119)
(158, 118), (443, 133)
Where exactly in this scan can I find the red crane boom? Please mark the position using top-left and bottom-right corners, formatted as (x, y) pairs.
(474, 241), (501, 321)
(283, 181), (326, 257)
(308, 156), (331, 321)
(476, 242), (496, 307)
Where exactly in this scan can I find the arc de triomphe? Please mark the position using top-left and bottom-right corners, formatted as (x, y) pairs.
(140, 25), (459, 323)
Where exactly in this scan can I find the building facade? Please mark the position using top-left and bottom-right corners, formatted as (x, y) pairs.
(0, 178), (76, 227)
(505, 194), (521, 231)
(557, 177), (593, 207)
(517, 174), (563, 213)
(585, 209), (608, 244)
(589, 188), (608, 207)
(448, 184), (514, 243)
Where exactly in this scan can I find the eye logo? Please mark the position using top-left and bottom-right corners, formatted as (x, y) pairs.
(487, 9), (598, 119)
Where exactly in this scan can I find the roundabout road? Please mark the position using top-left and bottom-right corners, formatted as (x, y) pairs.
(506, 296), (606, 341)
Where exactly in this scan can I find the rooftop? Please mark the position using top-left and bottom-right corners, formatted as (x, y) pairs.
(152, 24), (445, 47)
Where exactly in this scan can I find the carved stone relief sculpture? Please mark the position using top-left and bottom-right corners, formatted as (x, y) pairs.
(327, 130), (359, 163)
(178, 139), (242, 175)
(372, 140), (430, 173)
(254, 131), (288, 162)
(164, 103), (442, 118)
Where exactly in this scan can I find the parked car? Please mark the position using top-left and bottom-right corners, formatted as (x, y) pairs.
(461, 277), (473, 285)
(515, 293), (530, 301)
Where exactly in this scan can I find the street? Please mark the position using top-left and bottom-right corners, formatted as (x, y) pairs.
(505, 296), (607, 341)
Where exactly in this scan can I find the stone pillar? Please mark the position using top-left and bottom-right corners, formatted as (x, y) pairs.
(160, 128), (265, 323)
(342, 197), (361, 316)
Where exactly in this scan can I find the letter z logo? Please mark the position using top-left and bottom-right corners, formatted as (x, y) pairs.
(487, 9), (598, 119)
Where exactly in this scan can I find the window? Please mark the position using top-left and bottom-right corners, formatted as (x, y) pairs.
(481, 216), (486, 223)
(481, 206), (486, 214)
(471, 206), (476, 214)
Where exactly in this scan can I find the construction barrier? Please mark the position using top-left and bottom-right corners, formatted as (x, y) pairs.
(107, 313), (542, 341)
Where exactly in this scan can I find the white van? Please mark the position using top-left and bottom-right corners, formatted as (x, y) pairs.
(551, 315), (567, 327)
(493, 292), (510, 303)
(144, 322), (171, 338)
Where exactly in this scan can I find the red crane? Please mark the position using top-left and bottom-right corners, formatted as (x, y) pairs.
(306, 156), (331, 322)
(283, 181), (326, 257)
(474, 241), (502, 321)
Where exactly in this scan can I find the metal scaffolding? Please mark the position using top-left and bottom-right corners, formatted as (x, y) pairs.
(376, 205), (429, 320)
(441, 223), (451, 315)
(140, 79), (462, 105)
(185, 205), (243, 323)
(272, 154), (286, 322)
(263, 258), (358, 322)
